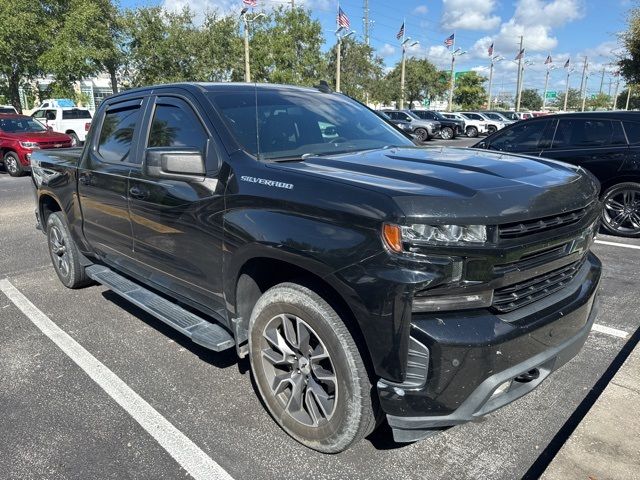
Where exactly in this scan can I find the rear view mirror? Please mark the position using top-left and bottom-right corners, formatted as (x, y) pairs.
(145, 148), (205, 181)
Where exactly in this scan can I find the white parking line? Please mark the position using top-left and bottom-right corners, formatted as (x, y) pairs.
(595, 240), (640, 250)
(592, 323), (630, 339)
(0, 279), (233, 480)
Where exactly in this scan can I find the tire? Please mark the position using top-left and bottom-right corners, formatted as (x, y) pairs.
(3, 152), (24, 177)
(249, 282), (377, 453)
(466, 126), (478, 138)
(601, 182), (640, 237)
(414, 128), (429, 142)
(68, 132), (80, 147)
(487, 125), (497, 134)
(46, 212), (92, 288)
(440, 126), (454, 140)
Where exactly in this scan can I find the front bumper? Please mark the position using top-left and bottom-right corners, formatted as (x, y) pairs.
(378, 252), (601, 442)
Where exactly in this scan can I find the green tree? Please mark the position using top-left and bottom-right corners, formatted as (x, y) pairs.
(555, 88), (582, 110)
(619, 6), (640, 84)
(325, 37), (384, 102)
(453, 71), (487, 110)
(250, 7), (325, 86)
(587, 92), (613, 110)
(381, 58), (445, 107)
(0, 0), (50, 112)
(519, 89), (543, 110)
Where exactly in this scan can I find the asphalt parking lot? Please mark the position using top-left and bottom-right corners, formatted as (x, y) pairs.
(1, 152), (639, 479)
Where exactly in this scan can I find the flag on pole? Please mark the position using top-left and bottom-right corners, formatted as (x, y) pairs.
(396, 22), (405, 40)
(515, 48), (525, 60)
(242, 0), (257, 6)
(444, 34), (455, 48)
(545, 55), (552, 65)
(488, 42), (494, 56)
(337, 7), (350, 29)
(564, 58), (570, 68)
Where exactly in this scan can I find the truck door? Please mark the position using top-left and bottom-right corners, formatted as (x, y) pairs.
(78, 98), (145, 264)
(127, 94), (226, 313)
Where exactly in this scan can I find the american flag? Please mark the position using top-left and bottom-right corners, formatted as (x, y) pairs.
(545, 55), (552, 65)
(444, 34), (454, 48)
(337, 7), (350, 29)
(514, 48), (525, 60)
(488, 42), (494, 56)
(564, 58), (571, 68)
(242, 0), (257, 6)
(396, 22), (405, 40)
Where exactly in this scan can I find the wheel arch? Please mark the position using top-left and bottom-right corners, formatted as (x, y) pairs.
(599, 175), (640, 196)
(39, 193), (63, 232)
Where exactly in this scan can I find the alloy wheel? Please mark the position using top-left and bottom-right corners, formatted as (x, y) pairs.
(440, 127), (453, 140)
(49, 225), (70, 277)
(259, 313), (338, 427)
(603, 187), (640, 236)
(5, 156), (17, 174)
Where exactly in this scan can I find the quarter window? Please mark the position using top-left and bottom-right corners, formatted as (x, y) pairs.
(623, 121), (640, 144)
(148, 102), (207, 154)
(98, 105), (141, 163)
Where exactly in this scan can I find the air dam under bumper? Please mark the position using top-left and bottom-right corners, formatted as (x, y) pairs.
(380, 252), (601, 443)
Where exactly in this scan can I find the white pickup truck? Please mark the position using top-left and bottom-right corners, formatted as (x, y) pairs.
(31, 107), (92, 145)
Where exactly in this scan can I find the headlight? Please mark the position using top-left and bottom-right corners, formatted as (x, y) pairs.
(19, 141), (40, 149)
(401, 224), (487, 245)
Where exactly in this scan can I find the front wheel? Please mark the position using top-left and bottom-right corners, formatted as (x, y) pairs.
(466, 126), (478, 138)
(3, 152), (24, 177)
(487, 125), (497, 134)
(249, 283), (377, 453)
(440, 126), (454, 140)
(601, 182), (640, 237)
(414, 128), (429, 142)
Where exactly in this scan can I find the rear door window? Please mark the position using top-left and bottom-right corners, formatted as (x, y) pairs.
(552, 119), (626, 149)
(97, 104), (141, 164)
(489, 120), (552, 152)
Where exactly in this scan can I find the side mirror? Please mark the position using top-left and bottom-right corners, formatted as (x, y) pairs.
(324, 126), (338, 136)
(145, 148), (205, 181)
(476, 140), (487, 149)
(46, 126), (53, 132)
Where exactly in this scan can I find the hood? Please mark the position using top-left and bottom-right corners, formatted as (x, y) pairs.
(269, 147), (599, 224)
(4, 131), (71, 142)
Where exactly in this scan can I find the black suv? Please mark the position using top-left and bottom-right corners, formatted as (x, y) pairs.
(411, 110), (463, 140)
(473, 111), (640, 237)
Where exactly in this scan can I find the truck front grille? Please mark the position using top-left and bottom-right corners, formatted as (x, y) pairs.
(492, 258), (585, 313)
(498, 207), (587, 239)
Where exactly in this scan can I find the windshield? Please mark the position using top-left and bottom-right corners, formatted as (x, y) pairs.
(208, 89), (412, 160)
(0, 117), (47, 133)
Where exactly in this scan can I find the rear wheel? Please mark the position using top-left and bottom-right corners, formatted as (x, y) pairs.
(466, 126), (478, 138)
(414, 128), (429, 142)
(46, 212), (92, 288)
(249, 283), (377, 453)
(68, 132), (80, 147)
(439, 126), (454, 140)
(3, 152), (24, 177)
(487, 125), (497, 134)
(601, 182), (640, 237)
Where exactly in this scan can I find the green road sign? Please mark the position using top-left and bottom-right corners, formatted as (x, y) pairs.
(422, 98), (430, 107)
(455, 71), (470, 80)
(545, 91), (557, 99)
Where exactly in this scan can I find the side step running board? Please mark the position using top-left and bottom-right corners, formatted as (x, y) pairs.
(86, 265), (235, 352)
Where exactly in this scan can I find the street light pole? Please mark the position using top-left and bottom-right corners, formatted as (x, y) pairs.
(626, 85), (632, 110)
(564, 68), (571, 111)
(579, 56), (588, 112)
(336, 38), (342, 92)
(613, 75), (621, 110)
(243, 14), (251, 82)
(542, 66), (555, 110)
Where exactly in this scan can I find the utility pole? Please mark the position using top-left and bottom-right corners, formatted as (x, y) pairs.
(363, 0), (370, 46)
(579, 56), (588, 112)
(515, 36), (524, 112)
(291, 0), (295, 8)
(599, 66), (605, 94)
(336, 38), (342, 92)
(613, 76), (620, 110)
(243, 14), (251, 82)
(626, 85), (632, 110)
(447, 34), (457, 112)
(564, 67), (571, 111)
(487, 59), (495, 110)
(542, 67), (551, 110)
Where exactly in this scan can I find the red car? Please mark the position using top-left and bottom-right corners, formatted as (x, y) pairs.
(0, 114), (72, 177)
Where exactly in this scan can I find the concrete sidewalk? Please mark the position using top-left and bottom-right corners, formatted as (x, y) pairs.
(542, 341), (640, 480)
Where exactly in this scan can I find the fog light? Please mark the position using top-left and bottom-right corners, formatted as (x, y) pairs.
(412, 290), (493, 312)
(491, 380), (512, 398)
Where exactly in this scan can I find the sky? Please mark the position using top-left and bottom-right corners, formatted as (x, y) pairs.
(120, 0), (633, 99)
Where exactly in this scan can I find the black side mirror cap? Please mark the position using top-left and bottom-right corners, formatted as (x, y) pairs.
(145, 148), (205, 181)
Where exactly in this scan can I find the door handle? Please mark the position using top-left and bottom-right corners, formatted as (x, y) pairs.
(129, 186), (149, 199)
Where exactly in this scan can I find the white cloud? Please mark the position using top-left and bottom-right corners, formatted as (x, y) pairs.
(513, 0), (584, 28)
(413, 5), (429, 15)
(378, 44), (396, 58)
(441, 0), (501, 31)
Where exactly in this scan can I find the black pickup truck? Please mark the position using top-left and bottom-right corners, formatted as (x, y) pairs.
(31, 82), (602, 453)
